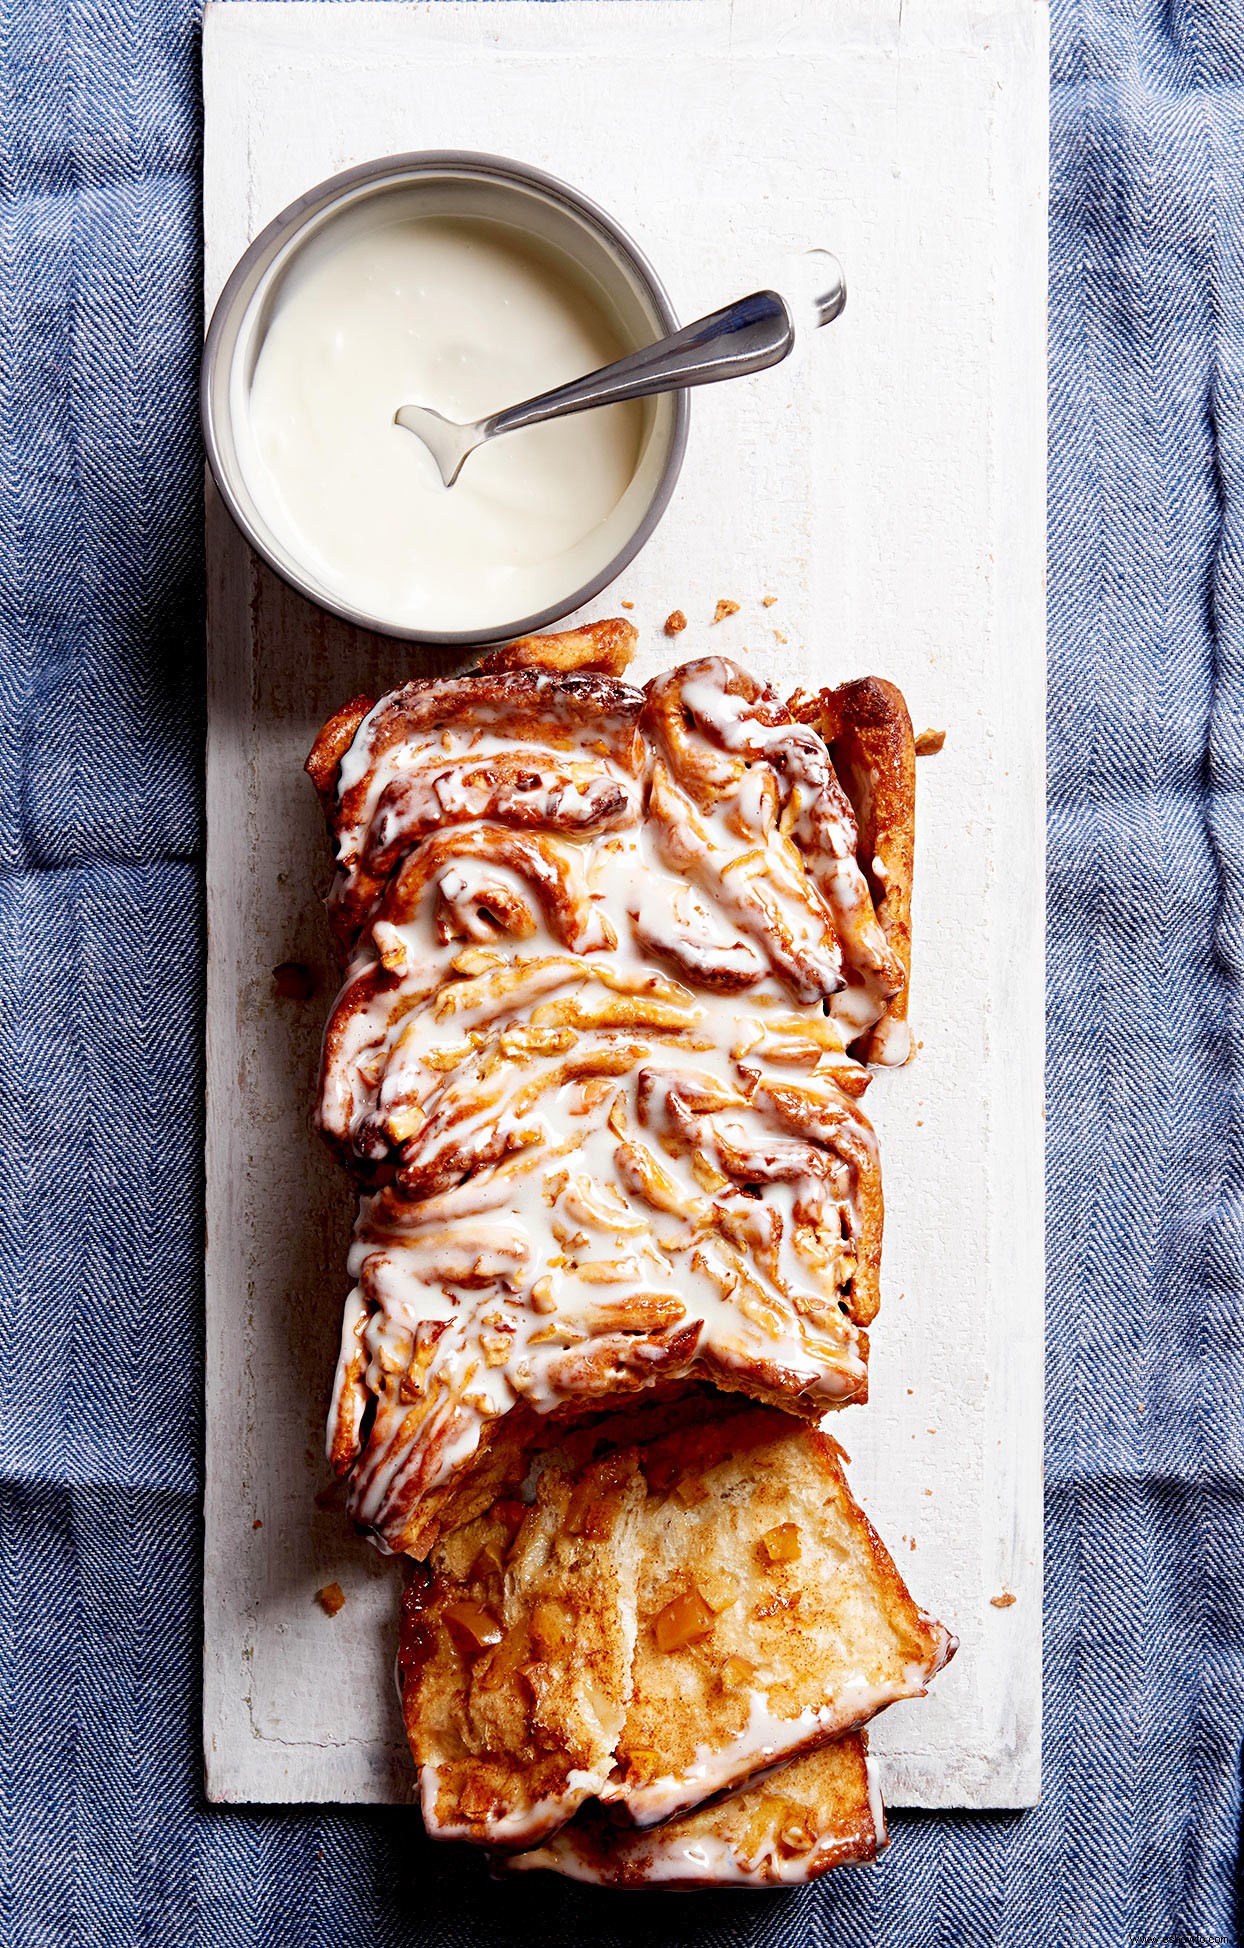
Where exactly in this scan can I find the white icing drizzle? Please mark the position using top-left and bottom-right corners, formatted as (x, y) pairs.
(865, 1750), (888, 1851)
(513, 1826), (784, 1889)
(514, 1821), (861, 1890)
(420, 1763), (598, 1849)
(318, 658), (902, 1550)
(866, 1012), (912, 1067)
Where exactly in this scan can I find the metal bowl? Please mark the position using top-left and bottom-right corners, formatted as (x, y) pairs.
(201, 151), (688, 646)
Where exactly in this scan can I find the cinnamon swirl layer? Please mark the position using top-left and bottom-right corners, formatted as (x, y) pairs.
(308, 622), (914, 1557)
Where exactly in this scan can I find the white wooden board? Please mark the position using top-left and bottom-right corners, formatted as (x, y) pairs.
(204, 0), (1047, 1809)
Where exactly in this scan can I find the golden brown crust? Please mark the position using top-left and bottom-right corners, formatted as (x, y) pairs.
(313, 666), (644, 966)
(746, 1075), (884, 1328)
(387, 1383), (744, 1561)
(324, 668), (643, 897)
(479, 616), (638, 678)
(303, 626), (946, 1886)
(375, 1402), (560, 1562)
(791, 677), (916, 1065)
(305, 694), (374, 812)
(332, 756), (636, 954)
(342, 1332), (849, 1565)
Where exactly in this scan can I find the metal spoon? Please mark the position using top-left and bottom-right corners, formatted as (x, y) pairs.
(394, 261), (846, 489)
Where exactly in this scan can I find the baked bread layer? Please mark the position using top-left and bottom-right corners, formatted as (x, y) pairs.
(309, 627), (914, 1556)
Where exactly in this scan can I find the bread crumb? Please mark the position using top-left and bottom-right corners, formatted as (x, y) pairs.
(773, 629), (787, 645)
(620, 599), (634, 610)
(762, 595), (778, 607)
(922, 1488), (933, 1497)
(915, 728), (947, 756)
(664, 609), (687, 636)
(713, 598), (740, 624)
(272, 961), (314, 1001)
(910, 1538), (917, 1551)
(316, 1582), (346, 1617)
(252, 1519), (263, 1530)
(991, 1592), (1017, 1609)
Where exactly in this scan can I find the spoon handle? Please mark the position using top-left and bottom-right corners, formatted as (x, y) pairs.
(481, 289), (796, 443)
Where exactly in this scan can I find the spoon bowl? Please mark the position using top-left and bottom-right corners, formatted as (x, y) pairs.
(393, 403), (483, 489)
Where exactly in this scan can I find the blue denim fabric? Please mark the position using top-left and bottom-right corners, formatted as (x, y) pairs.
(2, 1), (1243, 1942)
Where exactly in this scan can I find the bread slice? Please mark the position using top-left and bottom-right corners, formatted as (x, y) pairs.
(397, 1403), (954, 1847)
(397, 1451), (644, 1848)
(506, 1734), (886, 1889)
(605, 1406), (954, 1825)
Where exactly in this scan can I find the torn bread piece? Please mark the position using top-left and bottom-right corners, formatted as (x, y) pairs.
(397, 1405), (953, 1846)
(506, 1734), (886, 1889)
(610, 1407), (955, 1825)
(478, 616), (638, 678)
(397, 1452), (644, 1849)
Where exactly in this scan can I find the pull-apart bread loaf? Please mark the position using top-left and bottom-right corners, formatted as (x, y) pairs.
(307, 621), (917, 1560)
(397, 1406), (954, 1854)
(308, 622), (946, 1889)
